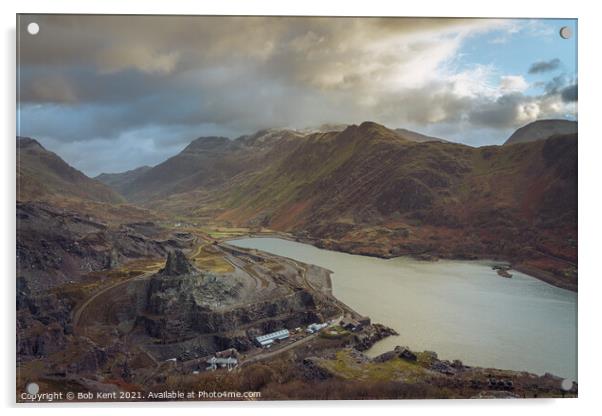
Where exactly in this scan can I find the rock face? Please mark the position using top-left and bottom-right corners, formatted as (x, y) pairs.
(143, 277), (326, 343)
(17, 201), (187, 291)
(140, 251), (337, 351)
(159, 250), (198, 276)
(16, 278), (71, 359)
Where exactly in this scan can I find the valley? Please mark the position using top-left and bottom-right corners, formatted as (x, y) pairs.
(16, 119), (578, 400)
(95, 121), (578, 291)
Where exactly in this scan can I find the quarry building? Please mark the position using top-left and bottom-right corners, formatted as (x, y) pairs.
(255, 329), (290, 347)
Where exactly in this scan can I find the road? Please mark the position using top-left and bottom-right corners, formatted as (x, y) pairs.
(242, 317), (343, 366)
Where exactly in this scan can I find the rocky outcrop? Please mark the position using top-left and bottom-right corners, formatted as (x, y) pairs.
(372, 345), (417, 363)
(17, 278), (71, 359)
(141, 250), (337, 346)
(351, 324), (398, 351)
(159, 250), (198, 276)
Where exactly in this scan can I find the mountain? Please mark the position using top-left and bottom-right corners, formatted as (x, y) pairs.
(212, 122), (576, 234)
(394, 128), (451, 143)
(110, 130), (308, 203)
(102, 121), (575, 288)
(57, 121), (576, 289)
(504, 119), (577, 145)
(17, 137), (124, 204)
(100, 125), (452, 204)
(95, 165), (151, 195)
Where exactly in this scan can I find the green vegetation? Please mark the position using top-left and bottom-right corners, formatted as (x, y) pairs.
(320, 349), (429, 383)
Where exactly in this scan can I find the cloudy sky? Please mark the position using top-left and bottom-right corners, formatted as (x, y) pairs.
(17, 15), (577, 176)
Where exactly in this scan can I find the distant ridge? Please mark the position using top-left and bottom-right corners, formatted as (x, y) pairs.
(394, 128), (452, 144)
(504, 119), (577, 145)
(96, 165), (152, 195)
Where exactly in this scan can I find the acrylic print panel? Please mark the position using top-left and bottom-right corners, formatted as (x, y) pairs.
(16, 14), (577, 402)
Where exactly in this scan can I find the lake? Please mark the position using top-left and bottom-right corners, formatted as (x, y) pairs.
(229, 237), (577, 380)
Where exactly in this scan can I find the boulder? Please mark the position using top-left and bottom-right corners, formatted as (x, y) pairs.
(394, 345), (417, 361)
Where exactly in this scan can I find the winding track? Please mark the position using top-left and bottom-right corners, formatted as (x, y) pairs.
(72, 271), (155, 336)
(72, 235), (357, 370)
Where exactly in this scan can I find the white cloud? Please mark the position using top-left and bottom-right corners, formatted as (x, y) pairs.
(499, 75), (529, 93)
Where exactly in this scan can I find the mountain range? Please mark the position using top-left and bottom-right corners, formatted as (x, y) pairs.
(17, 119), (578, 290)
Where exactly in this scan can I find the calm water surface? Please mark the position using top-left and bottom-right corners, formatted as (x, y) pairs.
(230, 237), (577, 380)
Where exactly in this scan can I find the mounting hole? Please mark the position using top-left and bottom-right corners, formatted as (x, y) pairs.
(27, 22), (40, 35)
(559, 26), (572, 40)
(26, 382), (39, 395)
(561, 378), (574, 391)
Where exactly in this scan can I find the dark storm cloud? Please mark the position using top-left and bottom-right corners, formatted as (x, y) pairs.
(17, 15), (576, 174)
(544, 74), (569, 94)
(561, 84), (578, 102)
(540, 73), (577, 103)
(468, 84), (577, 130)
(468, 93), (531, 128)
(528, 58), (561, 74)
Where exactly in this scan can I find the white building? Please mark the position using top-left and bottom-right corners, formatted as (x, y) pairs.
(206, 356), (238, 371)
(306, 322), (328, 334)
(255, 329), (290, 347)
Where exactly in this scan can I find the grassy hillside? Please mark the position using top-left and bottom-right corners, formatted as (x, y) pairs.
(17, 137), (124, 204)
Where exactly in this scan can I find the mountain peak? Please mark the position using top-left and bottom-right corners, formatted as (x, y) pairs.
(184, 136), (232, 152)
(17, 136), (44, 150)
(343, 121), (404, 141)
(358, 121), (386, 131)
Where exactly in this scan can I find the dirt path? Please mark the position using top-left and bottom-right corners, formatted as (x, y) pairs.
(72, 235), (208, 335)
(72, 271), (154, 336)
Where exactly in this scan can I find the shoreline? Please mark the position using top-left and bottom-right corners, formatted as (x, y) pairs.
(224, 234), (576, 382)
(224, 232), (577, 292)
